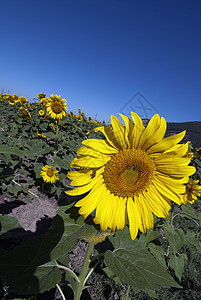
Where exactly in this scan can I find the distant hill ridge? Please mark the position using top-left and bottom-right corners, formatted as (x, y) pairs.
(142, 119), (201, 148)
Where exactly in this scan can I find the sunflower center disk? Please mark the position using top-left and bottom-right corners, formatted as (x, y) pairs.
(47, 171), (53, 177)
(103, 148), (155, 198)
(52, 101), (63, 113)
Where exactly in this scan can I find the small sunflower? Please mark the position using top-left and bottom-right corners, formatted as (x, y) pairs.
(67, 112), (72, 117)
(40, 97), (48, 106)
(37, 132), (46, 140)
(83, 129), (90, 135)
(49, 123), (56, 132)
(181, 180), (201, 204)
(8, 97), (16, 105)
(39, 109), (45, 116)
(74, 125), (78, 132)
(70, 111), (74, 116)
(38, 93), (46, 100)
(183, 141), (194, 159)
(77, 115), (83, 121)
(66, 112), (195, 240)
(195, 147), (201, 159)
(88, 116), (92, 121)
(44, 113), (50, 118)
(41, 165), (59, 183)
(46, 94), (67, 120)
(12, 94), (19, 102)
(19, 96), (28, 105)
(20, 107), (31, 119)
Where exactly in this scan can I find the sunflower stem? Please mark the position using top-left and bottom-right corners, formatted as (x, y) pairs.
(53, 122), (59, 162)
(74, 242), (94, 300)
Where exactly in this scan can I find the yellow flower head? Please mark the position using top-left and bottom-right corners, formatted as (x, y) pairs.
(39, 109), (45, 116)
(70, 111), (74, 116)
(8, 96), (16, 105)
(40, 97), (48, 106)
(49, 123), (56, 132)
(46, 94), (67, 120)
(195, 147), (201, 159)
(67, 112), (72, 117)
(181, 180), (201, 204)
(37, 132), (46, 140)
(19, 96), (28, 105)
(38, 93), (46, 100)
(77, 115), (83, 121)
(44, 113), (49, 118)
(20, 107), (31, 119)
(41, 165), (59, 183)
(74, 125), (78, 132)
(88, 116), (92, 121)
(83, 129), (90, 135)
(66, 112), (196, 240)
(12, 94), (19, 102)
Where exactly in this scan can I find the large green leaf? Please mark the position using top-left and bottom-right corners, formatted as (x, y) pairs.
(106, 227), (180, 291)
(105, 248), (180, 291)
(163, 223), (185, 253)
(169, 253), (188, 281)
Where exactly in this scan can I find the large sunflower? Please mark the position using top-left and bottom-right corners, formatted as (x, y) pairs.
(46, 94), (67, 120)
(66, 113), (195, 240)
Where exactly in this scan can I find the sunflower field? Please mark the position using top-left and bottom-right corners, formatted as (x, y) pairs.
(0, 92), (201, 300)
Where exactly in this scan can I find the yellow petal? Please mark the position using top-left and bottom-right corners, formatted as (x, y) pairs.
(130, 112), (145, 148)
(156, 165), (196, 177)
(142, 117), (167, 151)
(143, 188), (170, 218)
(138, 114), (160, 148)
(95, 126), (121, 149)
(115, 197), (127, 230)
(77, 180), (104, 218)
(119, 113), (134, 149)
(66, 175), (103, 196)
(93, 187), (113, 231)
(127, 197), (139, 240)
(153, 179), (182, 205)
(81, 139), (118, 154)
(70, 155), (111, 168)
(111, 115), (127, 149)
(147, 131), (186, 154)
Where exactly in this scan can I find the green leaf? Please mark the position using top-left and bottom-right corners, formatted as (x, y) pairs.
(105, 247), (180, 291)
(181, 204), (200, 221)
(169, 253), (188, 281)
(145, 229), (159, 245)
(0, 145), (24, 157)
(34, 163), (44, 179)
(185, 230), (201, 253)
(163, 223), (185, 253)
(148, 243), (167, 268)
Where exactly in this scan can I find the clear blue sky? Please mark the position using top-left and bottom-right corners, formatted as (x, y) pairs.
(1, 0), (201, 123)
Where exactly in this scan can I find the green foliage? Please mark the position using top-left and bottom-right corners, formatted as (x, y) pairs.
(0, 94), (201, 299)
